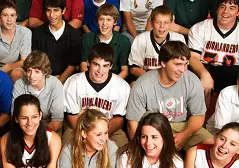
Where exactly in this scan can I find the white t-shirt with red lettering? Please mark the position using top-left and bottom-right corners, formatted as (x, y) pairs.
(188, 19), (239, 66)
(129, 31), (185, 71)
(63, 72), (130, 118)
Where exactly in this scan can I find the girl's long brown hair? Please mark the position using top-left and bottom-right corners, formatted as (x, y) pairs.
(117, 112), (180, 168)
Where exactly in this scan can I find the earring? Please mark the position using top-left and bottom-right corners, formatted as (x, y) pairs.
(83, 137), (86, 143)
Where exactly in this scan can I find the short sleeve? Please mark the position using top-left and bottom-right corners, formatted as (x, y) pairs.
(58, 143), (72, 168)
(186, 72), (206, 116)
(214, 88), (233, 129)
(70, 0), (84, 21)
(126, 83), (147, 121)
(29, 0), (44, 19)
(188, 22), (206, 54)
(111, 80), (130, 116)
(20, 27), (32, 58)
(49, 79), (64, 121)
(120, 0), (131, 12)
(63, 75), (81, 114)
(128, 33), (147, 67)
(177, 33), (186, 44)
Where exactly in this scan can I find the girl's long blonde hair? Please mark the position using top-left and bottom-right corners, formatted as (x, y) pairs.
(72, 109), (111, 168)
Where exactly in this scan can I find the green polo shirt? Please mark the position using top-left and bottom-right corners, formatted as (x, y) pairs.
(82, 31), (131, 74)
(165, 0), (219, 28)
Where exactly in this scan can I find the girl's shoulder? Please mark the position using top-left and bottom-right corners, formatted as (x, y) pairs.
(1, 132), (9, 146)
(173, 155), (184, 168)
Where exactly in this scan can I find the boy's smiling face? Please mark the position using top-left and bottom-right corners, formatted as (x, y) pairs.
(97, 15), (116, 37)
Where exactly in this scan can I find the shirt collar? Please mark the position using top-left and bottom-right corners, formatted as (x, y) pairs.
(24, 76), (50, 95)
(0, 25), (18, 40)
(94, 31), (117, 44)
(143, 156), (160, 168)
(43, 22), (70, 35)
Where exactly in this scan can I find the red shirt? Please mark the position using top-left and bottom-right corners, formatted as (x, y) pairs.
(29, 0), (84, 22)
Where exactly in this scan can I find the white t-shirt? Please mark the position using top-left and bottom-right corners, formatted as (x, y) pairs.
(129, 31), (185, 70)
(188, 19), (239, 66)
(49, 21), (65, 41)
(206, 85), (239, 135)
(119, 153), (184, 168)
(195, 144), (239, 168)
(63, 72), (130, 119)
(120, 0), (163, 31)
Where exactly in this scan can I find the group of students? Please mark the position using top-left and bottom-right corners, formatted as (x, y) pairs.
(0, 0), (239, 167)
(0, 43), (238, 167)
(1, 95), (239, 167)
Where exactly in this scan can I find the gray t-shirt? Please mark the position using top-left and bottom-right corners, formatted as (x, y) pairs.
(127, 69), (206, 122)
(12, 75), (64, 122)
(58, 140), (118, 168)
(0, 25), (31, 64)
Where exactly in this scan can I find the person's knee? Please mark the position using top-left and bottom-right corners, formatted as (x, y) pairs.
(110, 129), (129, 148)
(10, 68), (25, 82)
(201, 137), (214, 145)
(62, 127), (73, 146)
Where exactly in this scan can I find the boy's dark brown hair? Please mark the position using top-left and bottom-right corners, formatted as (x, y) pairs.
(218, 0), (239, 7)
(159, 41), (190, 63)
(0, 0), (17, 14)
(88, 42), (114, 65)
(44, 0), (66, 12)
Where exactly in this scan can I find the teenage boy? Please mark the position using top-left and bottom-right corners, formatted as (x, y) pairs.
(127, 41), (212, 151)
(129, 5), (185, 83)
(189, 0), (239, 96)
(0, 0), (31, 82)
(29, 0), (84, 29)
(80, 4), (131, 79)
(82, 0), (121, 32)
(32, 0), (81, 84)
(64, 43), (130, 147)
